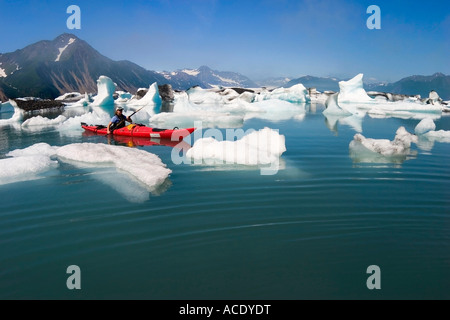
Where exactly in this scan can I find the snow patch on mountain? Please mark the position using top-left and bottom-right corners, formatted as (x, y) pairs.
(55, 38), (76, 62)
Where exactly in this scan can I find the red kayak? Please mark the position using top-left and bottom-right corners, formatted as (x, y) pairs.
(81, 123), (195, 141)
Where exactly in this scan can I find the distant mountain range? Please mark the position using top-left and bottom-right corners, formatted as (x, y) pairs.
(0, 33), (448, 101)
(282, 74), (450, 100)
(0, 34), (256, 101)
(366, 73), (450, 100)
(160, 65), (257, 89)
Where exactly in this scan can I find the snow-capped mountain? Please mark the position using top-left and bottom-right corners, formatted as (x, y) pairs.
(158, 65), (258, 89)
(0, 34), (259, 101)
(0, 33), (167, 100)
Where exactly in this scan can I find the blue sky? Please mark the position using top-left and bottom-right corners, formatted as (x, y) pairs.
(0, 0), (448, 82)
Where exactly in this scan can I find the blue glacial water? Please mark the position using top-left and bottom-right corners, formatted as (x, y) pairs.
(0, 104), (449, 299)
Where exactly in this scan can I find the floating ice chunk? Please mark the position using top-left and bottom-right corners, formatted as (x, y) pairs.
(150, 111), (244, 129)
(323, 93), (352, 116)
(187, 86), (227, 105)
(186, 127), (286, 166)
(415, 118), (436, 135)
(92, 76), (116, 108)
(56, 143), (171, 191)
(255, 84), (309, 103)
(338, 73), (373, 104)
(0, 100), (24, 125)
(172, 91), (198, 113)
(350, 127), (417, 156)
(238, 91), (255, 103)
(423, 130), (450, 143)
(58, 108), (111, 135)
(0, 155), (58, 185)
(3, 142), (171, 198)
(242, 99), (306, 122)
(22, 115), (67, 128)
(2, 142), (58, 185)
(7, 142), (58, 158)
(414, 118), (450, 143)
(128, 83), (162, 112)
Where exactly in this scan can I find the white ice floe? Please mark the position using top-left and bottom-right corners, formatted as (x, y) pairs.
(7, 142), (59, 158)
(241, 99), (306, 122)
(350, 127), (418, 156)
(3, 142), (171, 194)
(150, 111), (244, 129)
(22, 115), (67, 128)
(186, 127), (286, 166)
(254, 84), (310, 103)
(414, 118), (450, 143)
(0, 155), (59, 185)
(2, 143), (59, 185)
(92, 76), (116, 108)
(415, 118), (436, 135)
(56, 143), (171, 191)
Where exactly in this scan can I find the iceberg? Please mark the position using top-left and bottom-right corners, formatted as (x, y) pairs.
(323, 93), (352, 116)
(92, 76), (116, 110)
(327, 74), (442, 119)
(0, 100), (24, 125)
(414, 118), (450, 143)
(128, 83), (162, 111)
(186, 86), (228, 106)
(254, 84), (310, 103)
(414, 118), (436, 135)
(338, 73), (373, 104)
(350, 127), (418, 157)
(186, 127), (286, 166)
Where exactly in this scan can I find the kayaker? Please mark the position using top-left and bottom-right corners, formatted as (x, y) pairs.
(107, 107), (132, 134)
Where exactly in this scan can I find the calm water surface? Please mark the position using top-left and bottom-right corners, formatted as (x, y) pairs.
(0, 104), (449, 299)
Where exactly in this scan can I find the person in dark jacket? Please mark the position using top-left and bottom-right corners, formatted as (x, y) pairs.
(107, 107), (132, 134)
